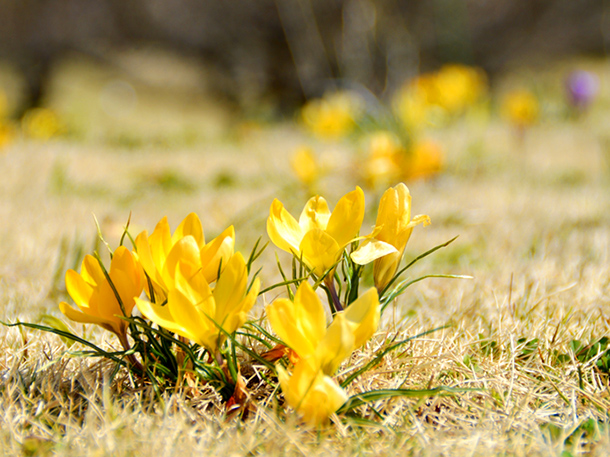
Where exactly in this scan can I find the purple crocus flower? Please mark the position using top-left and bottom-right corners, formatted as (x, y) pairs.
(566, 70), (599, 110)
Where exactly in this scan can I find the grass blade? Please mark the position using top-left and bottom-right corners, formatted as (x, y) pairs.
(338, 386), (476, 414)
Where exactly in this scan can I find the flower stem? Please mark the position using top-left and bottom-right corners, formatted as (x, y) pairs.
(324, 275), (343, 313)
(117, 331), (144, 373)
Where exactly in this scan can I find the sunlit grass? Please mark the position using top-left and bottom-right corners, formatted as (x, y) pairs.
(1, 55), (610, 455)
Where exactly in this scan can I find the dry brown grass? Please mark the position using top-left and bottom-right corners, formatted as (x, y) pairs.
(1, 58), (610, 456)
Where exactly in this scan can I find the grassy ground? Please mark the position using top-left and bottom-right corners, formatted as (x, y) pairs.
(1, 56), (610, 456)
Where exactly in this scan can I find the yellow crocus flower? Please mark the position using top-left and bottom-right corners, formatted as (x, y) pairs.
(402, 139), (444, 181)
(267, 187), (365, 277)
(277, 358), (348, 426)
(301, 91), (361, 140)
(501, 89), (539, 127)
(393, 84), (433, 131)
(266, 282), (379, 375)
(433, 64), (487, 114)
(363, 131), (403, 188)
(59, 246), (144, 340)
(352, 183), (430, 291)
(136, 252), (259, 353)
(0, 122), (16, 149)
(21, 107), (64, 140)
(268, 282), (379, 425)
(290, 146), (319, 187)
(135, 213), (234, 302)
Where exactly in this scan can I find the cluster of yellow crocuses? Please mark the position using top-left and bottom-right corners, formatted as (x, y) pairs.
(59, 183), (429, 425)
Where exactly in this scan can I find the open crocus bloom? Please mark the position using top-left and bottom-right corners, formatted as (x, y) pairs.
(135, 252), (259, 353)
(267, 282), (379, 425)
(266, 282), (379, 375)
(277, 358), (348, 426)
(135, 213), (234, 302)
(351, 183), (430, 291)
(59, 246), (144, 338)
(267, 187), (365, 277)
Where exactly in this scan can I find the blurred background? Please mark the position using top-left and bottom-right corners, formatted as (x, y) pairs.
(0, 0), (608, 119)
(0, 0), (609, 324)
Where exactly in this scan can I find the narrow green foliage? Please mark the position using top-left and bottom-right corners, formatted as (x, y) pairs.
(1, 320), (129, 367)
(380, 236), (459, 299)
(381, 274), (472, 313)
(246, 237), (268, 274)
(338, 386), (476, 414)
(341, 325), (450, 388)
(93, 251), (126, 317)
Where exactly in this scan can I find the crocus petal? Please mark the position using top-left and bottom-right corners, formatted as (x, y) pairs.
(276, 363), (298, 407)
(407, 214), (431, 228)
(267, 199), (304, 254)
(343, 287), (380, 348)
(109, 246), (143, 314)
(375, 183), (411, 246)
(213, 252), (248, 320)
(80, 255), (106, 288)
(161, 235), (201, 289)
(373, 252), (401, 292)
(278, 360), (347, 426)
(148, 216), (173, 272)
(298, 196), (331, 232)
(59, 301), (113, 328)
(325, 187), (365, 248)
(135, 297), (196, 341)
(62, 246), (143, 338)
(305, 373), (348, 425)
(299, 229), (341, 277)
(266, 285), (324, 360)
(65, 269), (94, 309)
(134, 230), (164, 289)
(222, 277), (260, 335)
(200, 225), (235, 283)
(350, 239), (398, 265)
(316, 313), (355, 375)
(172, 212), (205, 248)
(167, 288), (208, 345)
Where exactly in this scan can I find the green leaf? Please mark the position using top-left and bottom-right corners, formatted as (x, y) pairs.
(338, 386), (476, 414)
(380, 236), (460, 298)
(381, 274), (472, 313)
(341, 325), (450, 387)
(0, 320), (128, 367)
(246, 237), (268, 274)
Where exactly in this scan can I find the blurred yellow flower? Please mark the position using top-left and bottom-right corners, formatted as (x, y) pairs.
(267, 187), (365, 277)
(433, 64), (487, 114)
(290, 146), (319, 186)
(393, 64), (487, 131)
(352, 183), (430, 291)
(402, 139), (444, 181)
(363, 133), (443, 186)
(21, 107), (64, 140)
(501, 89), (539, 127)
(136, 252), (259, 353)
(301, 91), (361, 139)
(135, 213), (234, 302)
(0, 122), (16, 149)
(393, 83), (433, 131)
(363, 131), (403, 188)
(59, 246), (144, 340)
(276, 358), (347, 426)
